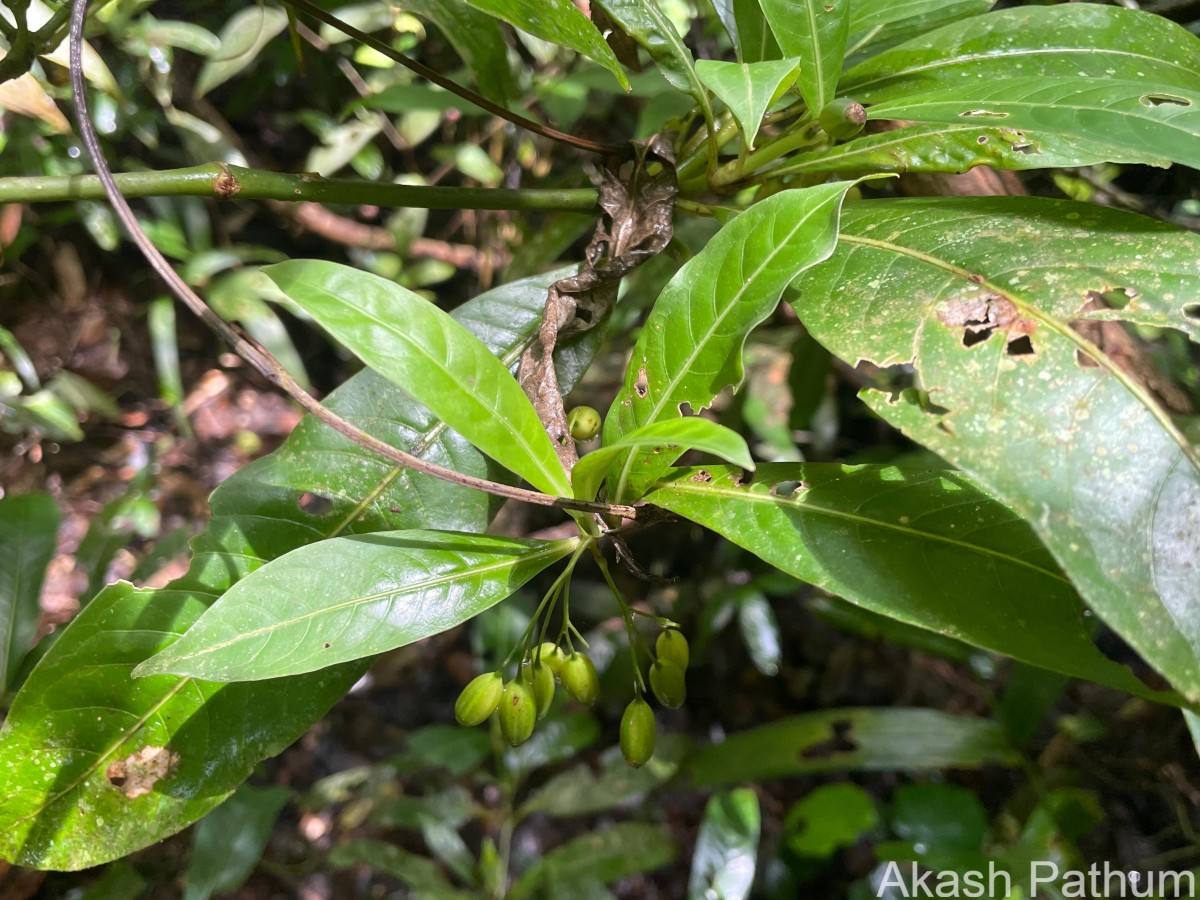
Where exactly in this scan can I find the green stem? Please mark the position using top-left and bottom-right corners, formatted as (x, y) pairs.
(0, 163), (600, 211)
(588, 544), (648, 693)
(709, 118), (821, 189)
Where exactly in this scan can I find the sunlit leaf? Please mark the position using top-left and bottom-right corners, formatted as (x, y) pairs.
(759, 0), (849, 113)
(687, 789), (760, 900)
(792, 197), (1200, 701)
(844, 0), (993, 68)
(696, 58), (798, 149)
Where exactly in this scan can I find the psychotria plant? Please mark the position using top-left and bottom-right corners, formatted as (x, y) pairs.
(0, 0), (1197, 892)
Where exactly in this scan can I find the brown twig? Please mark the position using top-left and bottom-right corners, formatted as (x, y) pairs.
(67, 0), (637, 520)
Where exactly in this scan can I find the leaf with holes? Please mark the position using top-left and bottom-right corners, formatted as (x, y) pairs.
(460, 0), (629, 91)
(760, 0), (849, 114)
(791, 197), (1200, 702)
(647, 464), (1169, 700)
(138, 532), (576, 681)
(696, 58), (799, 149)
(265, 260), (572, 498)
(0, 270), (600, 870)
(771, 122), (1158, 179)
(572, 417), (752, 503)
(687, 708), (1018, 785)
(602, 181), (859, 503)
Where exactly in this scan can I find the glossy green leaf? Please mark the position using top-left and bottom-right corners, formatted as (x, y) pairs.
(509, 823), (677, 899)
(646, 464), (1168, 700)
(844, 6), (1200, 101)
(792, 197), (1200, 701)
(772, 122), (1153, 179)
(461, 0), (629, 91)
(696, 58), (798, 149)
(687, 789), (761, 900)
(844, 0), (993, 68)
(687, 708), (1018, 785)
(712, 0), (781, 64)
(137, 532), (576, 681)
(184, 785), (290, 900)
(572, 417), (753, 503)
(518, 738), (686, 819)
(865, 78), (1200, 171)
(737, 589), (781, 677)
(194, 6), (288, 99)
(592, 0), (715, 125)
(401, 0), (515, 104)
(265, 260), (572, 497)
(760, 0), (849, 113)
(0, 493), (59, 696)
(603, 181), (859, 502)
(0, 270), (600, 870)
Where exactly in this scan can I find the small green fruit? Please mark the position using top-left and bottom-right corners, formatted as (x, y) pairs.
(656, 628), (690, 670)
(523, 660), (556, 719)
(567, 405), (601, 441)
(535, 641), (564, 675)
(498, 680), (537, 746)
(455, 672), (504, 727)
(560, 652), (600, 705)
(620, 697), (656, 768)
(649, 659), (686, 708)
(818, 97), (867, 140)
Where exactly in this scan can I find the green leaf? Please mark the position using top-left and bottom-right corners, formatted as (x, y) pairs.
(602, 181), (859, 502)
(771, 122), (1155, 179)
(137, 532), (575, 681)
(265, 260), (572, 497)
(687, 708), (1018, 785)
(783, 783), (878, 858)
(865, 78), (1200, 171)
(592, 0), (715, 125)
(696, 58), (798, 149)
(737, 589), (781, 677)
(194, 6), (288, 99)
(572, 417), (753, 503)
(0, 271), (600, 870)
(519, 738), (686, 819)
(401, 0), (515, 104)
(510, 823), (677, 899)
(461, 0), (629, 91)
(844, 0), (993, 68)
(184, 785), (290, 900)
(687, 789), (761, 900)
(792, 197), (1200, 701)
(711, 0), (781, 64)
(329, 839), (474, 899)
(890, 784), (989, 872)
(0, 493), (58, 696)
(759, 0), (849, 113)
(646, 464), (1168, 700)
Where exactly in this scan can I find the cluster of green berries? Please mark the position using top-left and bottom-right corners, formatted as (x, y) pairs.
(454, 642), (599, 746)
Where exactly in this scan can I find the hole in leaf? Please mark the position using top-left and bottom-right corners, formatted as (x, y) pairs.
(1183, 303), (1200, 320)
(962, 327), (994, 348)
(106, 746), (178, 799)
(690, 470), (712, 483)
(634, 368), (648, 399)
(937, 295), (1036, 350)
(1075, 348), (1099, 369)
(298, 492), (333, 516)
(801, 720), (858, 760)
(959, 109), (1009, 119)
(1140, 93), (1191, 108)
(770, 480), (803, 497)
(1005, 335), (1035, 357)
(976, 135), (988, 144)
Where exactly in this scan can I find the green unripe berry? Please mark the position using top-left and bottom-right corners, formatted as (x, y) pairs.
(620, 697), (656, 768)
(455, 672), (504, 726)
(649, 659), (687, 708)
(656, 628), (690, 670)
(567, 405), (601, 441)
(523, 660), (556, 719)
(535, 641), (564, 675)
(818, 97), (866, 140)
(498, 680), (537, 746)
(559, 652), (600, 705)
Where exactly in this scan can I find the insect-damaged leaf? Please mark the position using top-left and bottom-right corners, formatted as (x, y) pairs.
(792, 197), (1200, 702)
(603, 181), (859, 503)
(0, 270), (601, 870)
(646, 464), (1169, 700)
(137, 532), (576, 681)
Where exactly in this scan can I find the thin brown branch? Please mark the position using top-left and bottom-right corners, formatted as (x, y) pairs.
(67, 0), (637, 520)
